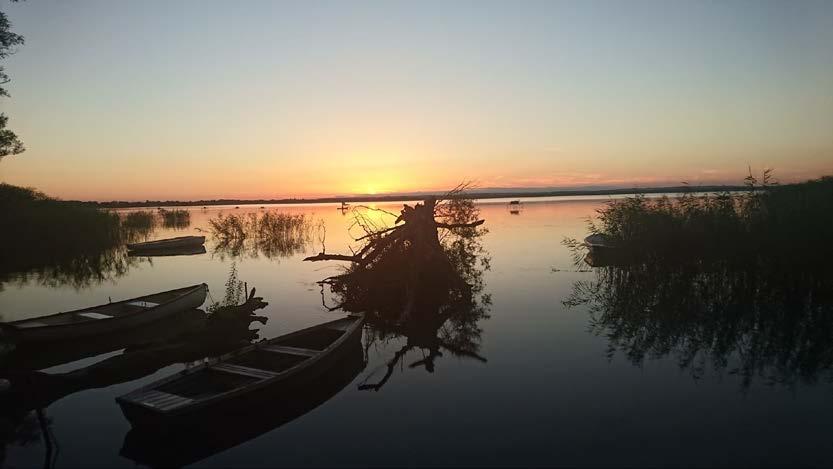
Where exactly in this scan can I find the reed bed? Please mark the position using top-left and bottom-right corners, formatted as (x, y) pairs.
(121, 210), (157, 230)
(1, 184), (124, 276)
(585, 174), (833, 264)
(159, 208), (190, 228)
(209, 211), (314, 259)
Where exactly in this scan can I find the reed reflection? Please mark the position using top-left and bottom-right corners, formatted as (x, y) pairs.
(208, 211), (315, 260)
(0, 207), (175, 291)
(0, 247), (148, 292)
(564, 257), (833, 389)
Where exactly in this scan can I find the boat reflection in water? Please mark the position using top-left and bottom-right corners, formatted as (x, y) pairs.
(0, 279), (269, 467)
(0, 307), (207, 372)
(120, 330), (366, 467)
(0, 299), (268, 415)
(564, 253), (833, 389)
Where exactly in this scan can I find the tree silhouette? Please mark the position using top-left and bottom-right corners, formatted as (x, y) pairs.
(0, 0), (24, 159)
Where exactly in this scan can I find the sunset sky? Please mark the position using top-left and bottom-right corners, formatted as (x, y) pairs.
(1, 0), (832, 201)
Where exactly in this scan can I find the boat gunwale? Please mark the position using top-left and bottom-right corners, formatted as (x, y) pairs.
(2, 284), (207, 330)
(117, 314), (364, 416)
(127, 236), (206, 251)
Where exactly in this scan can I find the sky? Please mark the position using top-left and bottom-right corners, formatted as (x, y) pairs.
(1, 0), (832, 201)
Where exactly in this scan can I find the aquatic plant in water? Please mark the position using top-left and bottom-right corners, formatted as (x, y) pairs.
(573, 172), (833, 265)
(562, 174), (833, 389)
(208, 211), (314, 259)
(121, 210), (157, 237)
(158, 208), (190, 229)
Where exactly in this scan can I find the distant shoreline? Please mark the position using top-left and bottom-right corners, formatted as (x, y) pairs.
(82, 185), (749, 208)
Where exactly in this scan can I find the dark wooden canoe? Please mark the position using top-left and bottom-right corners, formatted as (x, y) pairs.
(584, 233), (618, 250)
(126, 236), (205, 252)
(120, 334), (366, 467)
(0, 284), (207, 343)
(116, 314), (364, 426)
(0, 308), (207, 371)
(127, 244), (206, 258)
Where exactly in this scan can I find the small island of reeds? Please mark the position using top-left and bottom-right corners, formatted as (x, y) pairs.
(575, 173), (833, 265)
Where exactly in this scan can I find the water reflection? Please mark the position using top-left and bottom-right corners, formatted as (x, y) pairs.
(208, 211), (316, 260)
(0, 247), (148, 292)
(316, 197), (492, 391)
(0, 300), (268, 414)
(158, 208), (191, 230)
(564, 257), (833, 389)
(0, 267), (270, 466)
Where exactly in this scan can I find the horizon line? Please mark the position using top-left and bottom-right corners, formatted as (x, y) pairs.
(80, 183), (762, 207)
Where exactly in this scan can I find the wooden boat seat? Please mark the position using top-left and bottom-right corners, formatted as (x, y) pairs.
(77, 312), (114, 320)
(211, 363), (278, 380)
(259, 344), (318, 357)
(127, 301), (160, 308)
(135, 390), (194, 411)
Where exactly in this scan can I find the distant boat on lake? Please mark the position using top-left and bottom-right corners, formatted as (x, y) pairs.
(117, 314), (364, 426)
(0, 284), (207, 342)
(127, 236), (205, 253)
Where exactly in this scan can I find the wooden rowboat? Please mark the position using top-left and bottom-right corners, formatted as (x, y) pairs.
(120, 335), (366, 467)
(116, 314), (364, 426)
(584, 233), (618, 250)
(0, 308), (207, 371)
(0, 284), (207, 343)
(126, 236), (205, 252)
(127, 244), (207, 258)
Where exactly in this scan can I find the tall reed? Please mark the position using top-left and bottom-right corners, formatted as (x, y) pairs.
(159, 208), (190, 228)
(585, 174), (833, 264)
(209, 211), (314, 259)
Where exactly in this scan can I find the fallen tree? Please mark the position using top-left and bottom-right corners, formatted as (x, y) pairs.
(304, 185), (492, 390)
(304, 185), (486, 322)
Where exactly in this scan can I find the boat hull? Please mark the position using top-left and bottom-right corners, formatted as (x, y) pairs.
(3, 285), (207, 343)
(118, 316), (364, 427)
(120, 338), (366, 467)
(127, 245), (207, 257)
(126, 236), (205, 252)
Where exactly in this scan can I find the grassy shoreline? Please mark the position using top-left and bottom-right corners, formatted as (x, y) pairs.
(0, 184), (147, 278)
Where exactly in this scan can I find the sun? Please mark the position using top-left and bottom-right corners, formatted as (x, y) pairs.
(366, 186), (378, 195)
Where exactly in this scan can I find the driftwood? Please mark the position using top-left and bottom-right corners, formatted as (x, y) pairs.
(304, 197), (484, 322)
(304, 198), (483, 264)
(303, 189), (492, 391)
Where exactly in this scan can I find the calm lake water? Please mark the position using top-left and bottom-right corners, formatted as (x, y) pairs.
(1, 196), (832, 467)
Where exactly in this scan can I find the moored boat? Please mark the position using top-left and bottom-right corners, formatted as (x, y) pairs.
(584, 233), (617, 250)
(0, 308), (206, 371)
(0, 284), (207, 343)
(116, 313), (364, 426)
(127, 244), (207, 257)
(126, 236), (205, 252)
(120, 335), (366, 467)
